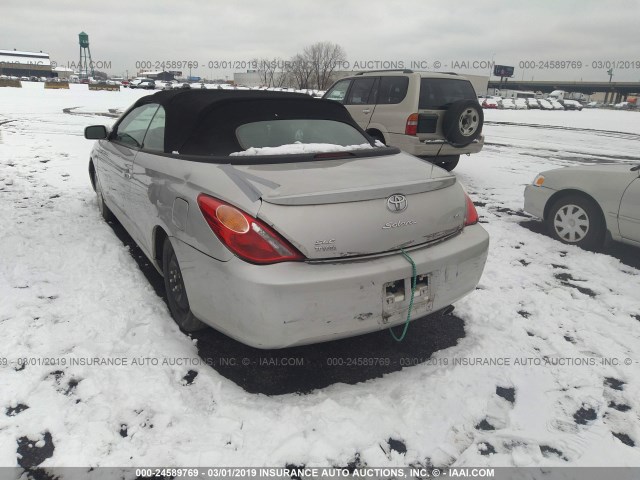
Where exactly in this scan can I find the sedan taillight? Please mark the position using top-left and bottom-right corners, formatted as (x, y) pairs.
(197, 194), (305, 264)
(464, 192), (479, 226)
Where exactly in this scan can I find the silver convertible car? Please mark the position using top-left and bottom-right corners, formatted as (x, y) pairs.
(85, 90), (489, 348)
(524, 164), (640, 249)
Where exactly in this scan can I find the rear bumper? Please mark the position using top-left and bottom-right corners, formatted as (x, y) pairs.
(386, 133), (484, 157)
(173, 225), (489, 349)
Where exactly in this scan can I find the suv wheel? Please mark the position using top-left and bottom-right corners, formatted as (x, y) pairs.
(442, 100), (483, 146)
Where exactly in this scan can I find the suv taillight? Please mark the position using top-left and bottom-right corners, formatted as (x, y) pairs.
(464, 192), (479, 226)
(405, 113), (419, 136)
(197, 194), (305, 264)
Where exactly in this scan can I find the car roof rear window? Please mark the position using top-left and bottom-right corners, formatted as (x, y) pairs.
(236, 119), (369, 151)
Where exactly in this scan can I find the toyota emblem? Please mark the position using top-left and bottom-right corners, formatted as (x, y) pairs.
(386, 194), (407, 213)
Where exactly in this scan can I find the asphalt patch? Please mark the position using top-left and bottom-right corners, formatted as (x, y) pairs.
(553, 272), (597, 296)
(475, 419), (495, 431)
(182, 370), (198, 386)
(478, 442), (496, 456)
(608, 401), (631, 412)
(496, 386), (515, 404)
(613, 432), (635, 447)
(17, 432), (54, 469)
(573, 406), (597, 425)
(493, 207), (531, 218)
(6, 404), (29, 416)
(605, 377), (625, 391)
(387, 438), (407, 455)
(540, 445), (567, 461)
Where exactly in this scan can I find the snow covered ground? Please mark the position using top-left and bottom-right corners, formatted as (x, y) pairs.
(1, 82), (639, 471)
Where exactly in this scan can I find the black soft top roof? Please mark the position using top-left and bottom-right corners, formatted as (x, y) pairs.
(126, 89), (364, 155)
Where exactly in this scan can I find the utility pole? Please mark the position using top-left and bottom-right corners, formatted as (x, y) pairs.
(607, 68), (613, 83)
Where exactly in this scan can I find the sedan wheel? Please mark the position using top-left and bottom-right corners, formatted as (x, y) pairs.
(546, 195), (604, 249)
(162, 238), (205, 332)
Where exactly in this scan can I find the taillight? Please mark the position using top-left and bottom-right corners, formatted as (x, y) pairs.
(464, 192), (479, 226)
(405, 113), (419, 136)
(197, 194), (305, 264)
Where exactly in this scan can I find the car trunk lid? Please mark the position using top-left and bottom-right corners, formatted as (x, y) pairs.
(230, 153), (466, 259)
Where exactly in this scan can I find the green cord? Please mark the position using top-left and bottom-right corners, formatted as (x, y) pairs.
(389, 248), (418, 342)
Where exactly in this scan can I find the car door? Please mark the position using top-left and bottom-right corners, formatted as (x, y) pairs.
(127, 106), (171, 258)
(619, 174), (640, 243)
(344, 77), (378, 130)
(99, 103), (159, 228)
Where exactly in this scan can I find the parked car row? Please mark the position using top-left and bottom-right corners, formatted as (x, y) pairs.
(479, 96), (584, 111)
(0, 75), (59, 82)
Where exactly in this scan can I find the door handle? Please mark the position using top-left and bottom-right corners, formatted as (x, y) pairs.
(362, 109), (371, 114)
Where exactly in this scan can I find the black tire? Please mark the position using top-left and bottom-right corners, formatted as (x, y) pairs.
(546, 194), (605, 250)
(434, 155), (460, 171)
(94, 173), (115, 222)
(442, 100), (484, 146)
(162, 237), (205, 332)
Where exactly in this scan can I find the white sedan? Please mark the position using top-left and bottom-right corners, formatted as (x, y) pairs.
(524, 165), (640, 249)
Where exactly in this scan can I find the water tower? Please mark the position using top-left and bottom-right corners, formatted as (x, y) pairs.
(78, 32), (94, 78)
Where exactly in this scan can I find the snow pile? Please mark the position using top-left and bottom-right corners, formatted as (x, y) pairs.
(230, 142), (376, 156)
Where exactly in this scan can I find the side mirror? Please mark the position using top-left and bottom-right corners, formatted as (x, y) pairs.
(84, 125), (108, 140)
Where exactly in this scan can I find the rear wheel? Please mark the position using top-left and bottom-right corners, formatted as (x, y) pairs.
(546, 194), (604, 250)
(94, 173), (115, 222)
(162, 238), (205, 332)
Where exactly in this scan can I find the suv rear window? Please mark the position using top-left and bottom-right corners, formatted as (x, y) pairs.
(419, 78), (476, 110)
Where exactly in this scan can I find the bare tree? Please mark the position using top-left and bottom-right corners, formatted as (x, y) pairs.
(251, 57), (290, 87)
(304, 42), (347, 89)
(287, 53), (314, 90)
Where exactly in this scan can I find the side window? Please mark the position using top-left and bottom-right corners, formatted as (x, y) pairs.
(142, 106), (166, 151)
(113, 104), (159, 148)
(324, 79), (351, 103)
(377, 76), (409, 105)
(345, 78), (376, 105)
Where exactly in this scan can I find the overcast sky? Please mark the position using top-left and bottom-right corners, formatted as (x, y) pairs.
(2, 0), (640, 81)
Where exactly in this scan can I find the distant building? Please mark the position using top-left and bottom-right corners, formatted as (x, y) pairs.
(52, 66), (75, 80)
(138, 70), (180, 81)
(0, 49), (54, 77)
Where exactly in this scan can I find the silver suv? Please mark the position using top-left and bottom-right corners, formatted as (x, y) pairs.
(323, 70), (484, 170)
